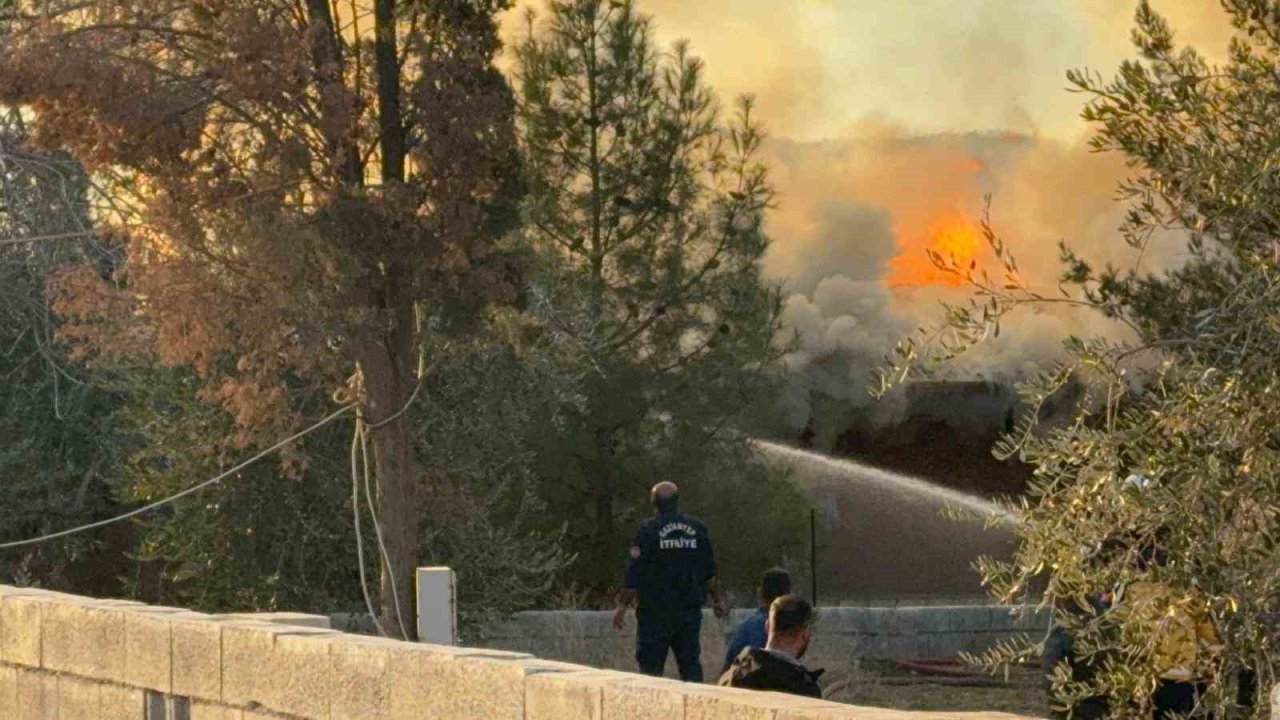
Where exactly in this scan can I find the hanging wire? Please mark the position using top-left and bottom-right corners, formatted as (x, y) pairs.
(350, 414), (390, 639)
(348, 333), (441, 641)
(355, 419), (411, 640)
(0, 405), (356, 550)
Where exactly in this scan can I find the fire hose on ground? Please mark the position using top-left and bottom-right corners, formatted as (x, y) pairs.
(891, 658), (1039, 687)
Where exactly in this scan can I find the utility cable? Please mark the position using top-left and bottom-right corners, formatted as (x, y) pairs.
(351, 417), (390, 639)
(347, 341), (433, 640)
(363, 337), (445, 430)
(1, 340), (431, 642)
(0, 405), (356, 550)
(356, 420), (411, 640)
(360, 422), (409, 635)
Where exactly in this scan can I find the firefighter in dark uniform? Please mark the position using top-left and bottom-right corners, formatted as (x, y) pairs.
(612, 481), (728, 682)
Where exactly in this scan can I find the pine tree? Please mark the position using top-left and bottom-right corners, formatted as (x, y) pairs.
(513, 0), (789, 588)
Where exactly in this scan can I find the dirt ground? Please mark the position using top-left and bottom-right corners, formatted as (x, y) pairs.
(822, 660), (1048, 717)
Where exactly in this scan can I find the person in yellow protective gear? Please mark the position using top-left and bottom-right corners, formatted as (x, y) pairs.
(1113, 537), (1222, 719)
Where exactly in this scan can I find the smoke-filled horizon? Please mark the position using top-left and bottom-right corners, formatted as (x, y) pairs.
(500, 1), (1234, 431)
(503, 0), (1234, 142)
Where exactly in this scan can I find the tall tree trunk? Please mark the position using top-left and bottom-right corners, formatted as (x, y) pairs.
(368, 0), (417, 639)
(361, 321), (421, 640)
(368, 399), (420, 640)
(310, 0), (416, 637)
(374, 0), (404, 185)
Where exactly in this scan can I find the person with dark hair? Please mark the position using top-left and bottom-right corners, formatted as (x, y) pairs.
(722, 568), (792, 673)
(719, 594), (824, 698)
(613, 481), (728, 681)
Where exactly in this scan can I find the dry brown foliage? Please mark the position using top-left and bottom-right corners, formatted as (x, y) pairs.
(0, 0), (523, 635)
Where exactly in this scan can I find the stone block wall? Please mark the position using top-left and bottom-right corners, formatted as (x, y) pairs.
(0, 585), (1038, 719)
(484, 605), (1049, 678)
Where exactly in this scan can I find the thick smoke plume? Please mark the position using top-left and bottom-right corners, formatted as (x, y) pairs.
(767, 129), (1126, 428)
(765, 124), (1206, 429)
(499, 1), (1235, 432)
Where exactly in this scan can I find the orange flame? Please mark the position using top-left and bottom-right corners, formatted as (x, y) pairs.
(887, 213), (983, 287)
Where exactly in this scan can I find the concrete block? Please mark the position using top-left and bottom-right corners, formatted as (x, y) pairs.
(267, 630), (341, 718)
(984, 606), (1012, 632)
(880, 608), (900, 636)
(100, 683), (147, 720)
(329, 635), (398, 720)
(684, 684), (833, 720)
(220, 622), (279, 708)
(124, 606), (186, 692)
(952, 606), (992, 632)
(58, 674), (101, 720)
(814, 608), (878, 635)
(172, 612), (223, 702)
(386, 643), (576, 720)
(600, 675), (687, 720)
(43, 596), (127, 680)
(868, 607), (895, 634)
(910, 607), (947, 634)
(553, 611), (588, 638)
(15, 667), (55, 720)
(525, 669), (635, 720)
(508, 611), (565, 640)
(0, 665), (15, 715)
(1, 594), (47, 667)
(222, 621), (338, 718)
(894, 608), (938, 635)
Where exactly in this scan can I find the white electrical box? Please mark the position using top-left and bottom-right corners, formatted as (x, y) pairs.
(415, 566), (457, 645)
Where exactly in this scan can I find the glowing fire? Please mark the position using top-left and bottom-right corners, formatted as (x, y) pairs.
(887, 214), (983, 287)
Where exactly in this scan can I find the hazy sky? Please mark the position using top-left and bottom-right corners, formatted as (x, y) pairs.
(503, 1), (1234, 142)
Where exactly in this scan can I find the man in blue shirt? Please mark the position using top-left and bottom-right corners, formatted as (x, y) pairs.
(723, 567), (792, 673)
(613, 481), (727, 681)
(718, 594), (824, 698)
